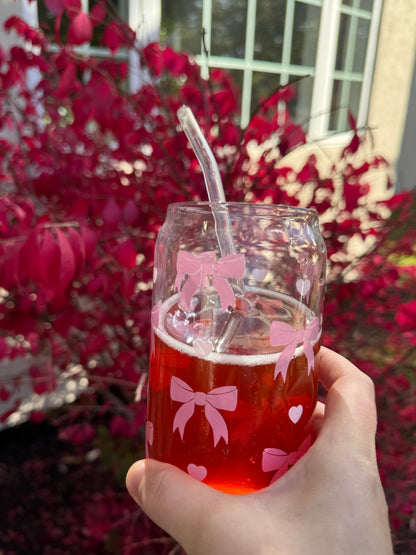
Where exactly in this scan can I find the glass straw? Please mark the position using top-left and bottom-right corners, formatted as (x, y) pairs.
(177, 105), (245, 351)
(177, 105), (236, 258)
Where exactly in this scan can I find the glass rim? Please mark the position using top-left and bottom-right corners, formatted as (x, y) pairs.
(167, 202), (319, 220)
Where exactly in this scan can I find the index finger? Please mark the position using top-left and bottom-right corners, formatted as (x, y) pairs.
(315, 346), (370, 391)
(315, 347), (378, 451)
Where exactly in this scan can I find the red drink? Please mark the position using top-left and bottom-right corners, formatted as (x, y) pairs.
(147, 292), (320, 494)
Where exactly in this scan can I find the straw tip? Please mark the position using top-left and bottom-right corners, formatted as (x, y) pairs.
(177, 105), (190, 119)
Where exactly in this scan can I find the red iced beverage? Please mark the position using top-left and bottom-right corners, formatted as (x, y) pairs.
(147, 292), (321, 494)
(147, 202), (326, 494)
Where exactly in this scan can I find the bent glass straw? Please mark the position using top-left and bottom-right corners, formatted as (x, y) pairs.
(176, 105), (245, 351)
(177, 105), (236, 258)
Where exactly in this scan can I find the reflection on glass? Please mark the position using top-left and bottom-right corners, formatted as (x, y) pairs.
(161, 0), (203, 54)
(254, 0), (286, 63)
(291, 3), (320, 66)
(211, 0), (247, 58)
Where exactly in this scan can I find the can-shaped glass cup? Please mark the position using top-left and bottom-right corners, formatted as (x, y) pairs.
(147, 202), (326, 494)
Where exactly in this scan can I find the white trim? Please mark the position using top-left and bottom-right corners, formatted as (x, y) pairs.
(128, 0), (161, 92)
(21, 0), (38, 26)
(308, 0), (342, 140)
(241, 0), (257, 127)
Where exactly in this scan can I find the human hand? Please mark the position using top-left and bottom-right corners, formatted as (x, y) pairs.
(126, 347), (393, 555)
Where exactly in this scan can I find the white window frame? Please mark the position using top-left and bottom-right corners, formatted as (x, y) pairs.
(23, 0), (382, 141)
(191, 0), (383, 139)
(309, 0), (383, 141)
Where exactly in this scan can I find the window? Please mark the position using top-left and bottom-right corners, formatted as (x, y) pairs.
(30, 0), (382, 138)
(33, 0), (160, 91)
(161, 0), (383, 138)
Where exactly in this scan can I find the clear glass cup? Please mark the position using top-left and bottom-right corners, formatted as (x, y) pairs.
(146, 202), (326, 494)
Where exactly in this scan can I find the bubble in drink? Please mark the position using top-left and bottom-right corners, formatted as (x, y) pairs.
(147, 290), (320, 495)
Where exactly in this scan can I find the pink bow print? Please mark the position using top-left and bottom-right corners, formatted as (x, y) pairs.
(270, 317), (320, 382)
(170, 376), (238, 447)
(174, 250), (245, 312)
(262, 435), (312, 483)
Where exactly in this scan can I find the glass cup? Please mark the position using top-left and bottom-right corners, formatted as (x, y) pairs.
(146, 202), (326, 494)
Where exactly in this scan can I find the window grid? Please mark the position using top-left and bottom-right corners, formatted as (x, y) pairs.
(197, 0), (382, 136)
(31, 0), (382, 138)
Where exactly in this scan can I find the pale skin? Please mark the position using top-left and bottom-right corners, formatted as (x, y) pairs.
(126, 347), (394, 555)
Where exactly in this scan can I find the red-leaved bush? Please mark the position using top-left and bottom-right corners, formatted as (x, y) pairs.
(0, 1), (414, 553)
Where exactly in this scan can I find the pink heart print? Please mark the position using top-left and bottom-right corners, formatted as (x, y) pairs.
(288, 404), (303, 424)
(187, 464), (208, 481)
(252, 268), (268, 282)
(296, 278), (311, 296)
(193, 338), (213, 357)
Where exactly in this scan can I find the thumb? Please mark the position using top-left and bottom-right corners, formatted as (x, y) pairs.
(126, 459), (224, 550)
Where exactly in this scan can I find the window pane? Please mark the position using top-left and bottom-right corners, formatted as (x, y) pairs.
(329, 79), (362, 132)
(211, 0), (247, 58)
(251, 72), (281, 114)
(291, 3), (321, 66)
(335, 13), (350, 71)
(360, 0), (374, 10)
(161, 0), (202, 54)
(353, 18), (370, 72)
(287, 74), (314, 125)
(254, 0), (286, 63)
(89, 0), (129, 47)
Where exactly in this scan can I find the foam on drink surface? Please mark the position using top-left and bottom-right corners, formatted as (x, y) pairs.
(154, 287), (318, 366)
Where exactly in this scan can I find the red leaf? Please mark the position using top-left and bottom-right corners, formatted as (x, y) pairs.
(396, 301), (416, 330)
(115, 238), (137, 269)
(348, 110), (357, 131)
(67, 227), (86, 276)
(213, 89), (237, 116)
(64, 0), (81, 17)
(101, 199), (122, 229)
(102, 21), (122, 54)
(44, 0), (66, 16)
(29, 362), (57, 395)
(343, 182), (367, 212)
(72, 96), (95, 127)
(40, 229), (61, 294)
(123, 199), (139, 225)
(4, 16), (31, 36)
(55, 228), (77, 293)
(56, 62), (78, 97)
(19, 227), (46, 286)
(80, 226), (97, 258)
(90, 1), (106, 25)
(342, 132), (360, 157)
(297, 155), (319, 184)
(59, 423), (95, 444)
(68, 12), (92, 45)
